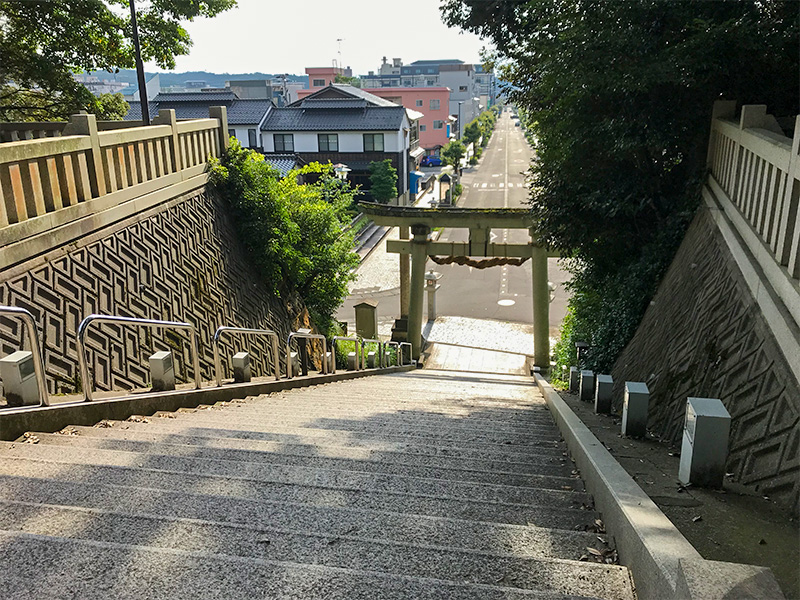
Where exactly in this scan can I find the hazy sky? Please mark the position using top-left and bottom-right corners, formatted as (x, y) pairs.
(147, 0), (489, 76)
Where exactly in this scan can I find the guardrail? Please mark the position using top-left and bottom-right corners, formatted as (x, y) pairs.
(77, 314), (201, 401)
(0, 107), (228, 232)
(0, 305), (49, 407)
(360, 337), (383, 368)
(331, 336), (362, 373)
(212, 326), (281, 386)
(399, 342), (412, 366)
(384, 341), (400, 366)
(286, 332), (328, 378)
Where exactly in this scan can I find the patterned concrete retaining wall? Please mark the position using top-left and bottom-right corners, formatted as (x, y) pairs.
(0, 188), (299, 396)
(613, 209), (799, 514)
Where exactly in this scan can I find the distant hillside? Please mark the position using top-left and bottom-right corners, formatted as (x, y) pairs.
(86, 69), (308, 89)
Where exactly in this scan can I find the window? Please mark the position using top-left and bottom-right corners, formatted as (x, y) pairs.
(318, 133), (338, 152)
(419, 124), (426, 132)
(248, 129), (257, 147)
(433, 120), (443, 130)
(459, 86), (468, 92)
(429, 99), (440, 110)
(363, 133), (384, 152)
(273, 134), (294, 152)
(228, 129), (235, 138)
(426, 80), (435, 86)
(312, 79), (326, 87)
(415, 99), (423, 107)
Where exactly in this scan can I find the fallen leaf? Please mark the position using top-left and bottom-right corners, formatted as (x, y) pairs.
(692, 515), (702, 523)
(586, 547), (603, 557)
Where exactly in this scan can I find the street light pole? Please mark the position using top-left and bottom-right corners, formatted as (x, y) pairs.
(129, 0), (150, 126)
(457, 101), (463, 140)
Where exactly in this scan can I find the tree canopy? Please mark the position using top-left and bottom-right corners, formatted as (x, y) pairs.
(0, 0), (236, 121)
(209, 140), (359, 326)
(441, 0), (799, 372)
(368, 159), (398, 203)
(441, 140), (466, 167)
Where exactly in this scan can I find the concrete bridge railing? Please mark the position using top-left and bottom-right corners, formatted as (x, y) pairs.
(0, 107), (229, 247)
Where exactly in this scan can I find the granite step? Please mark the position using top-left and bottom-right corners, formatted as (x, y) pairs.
(0, 457), (593, 526)
(3, 440), (584, 496)
(57, 425), (574, 475)
(0, 530), (615, 600)
(94, 417), (567, 450)
(0, 502), (632, 597)
(31, 432), (578, 484)
(0, 477), (599, 548)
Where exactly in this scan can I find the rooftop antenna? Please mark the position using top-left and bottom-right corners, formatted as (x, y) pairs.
(336, 38), (344, 70)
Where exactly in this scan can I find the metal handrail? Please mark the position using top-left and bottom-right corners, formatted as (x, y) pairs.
(77, 314), (201, 401)
(212, 326), (280, 386)
(0, 306), (49, 407)
(399, 342), (412, 366)
(360, 338), (383, 368)
(286, 332), (328, 378)
(331, 336), (361, 373)
(384, 341), (400, 366)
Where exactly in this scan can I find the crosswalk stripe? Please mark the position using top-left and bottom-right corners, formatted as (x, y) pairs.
(499, 183), (504, 188)
(481, 183), (487, 188)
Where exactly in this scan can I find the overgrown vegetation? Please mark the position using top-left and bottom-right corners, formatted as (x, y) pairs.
(368, 159), (398, 203)
(209, 140), (360, 334)
(0, 0), (235, 121)
(442, 0), (799, 376)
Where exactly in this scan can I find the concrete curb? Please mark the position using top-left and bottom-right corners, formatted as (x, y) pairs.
(0, 365), (415, 441)
(534, 374), (785, 600)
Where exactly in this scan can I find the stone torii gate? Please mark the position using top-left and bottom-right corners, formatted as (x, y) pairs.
(360, 204), (557, 368)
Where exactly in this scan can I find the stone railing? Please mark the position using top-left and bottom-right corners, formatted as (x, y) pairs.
(0, 107), (229, 244)
(0, 119), (146, 143)
(707, 102), (800, 283)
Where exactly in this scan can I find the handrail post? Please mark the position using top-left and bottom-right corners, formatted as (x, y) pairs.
(212, 326), (282, 386)
(208, 106), (229, 154)
(152, 109), (181, 173)
(287, 332), (328, 379)
(332, 336), (362, 373)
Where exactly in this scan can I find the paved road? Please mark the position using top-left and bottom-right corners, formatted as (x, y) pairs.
(337, 111), (569, 341)
(434, 112), (569, 338)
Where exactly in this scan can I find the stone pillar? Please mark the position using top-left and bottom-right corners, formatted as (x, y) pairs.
(408, 224), (431, 359)
(399, 226), (410, 318)
(425, 270), (442, 322)
(530, 242), (550, 369)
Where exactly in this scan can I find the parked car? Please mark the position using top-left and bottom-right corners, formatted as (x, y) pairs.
(420, 155), (443, 167)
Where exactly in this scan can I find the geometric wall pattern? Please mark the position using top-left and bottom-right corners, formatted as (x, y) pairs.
(0, 190), (297, 398)
(613, 210), (799, 515)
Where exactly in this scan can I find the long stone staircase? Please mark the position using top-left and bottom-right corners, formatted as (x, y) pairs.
(0, 369), (635, 599)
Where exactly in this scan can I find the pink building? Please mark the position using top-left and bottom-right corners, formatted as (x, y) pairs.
(305, 67), (351, 91)
(362, 88), (452, 155)
(297, 84), (452, 155)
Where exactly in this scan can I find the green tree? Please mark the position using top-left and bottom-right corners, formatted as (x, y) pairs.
(442, 0), (798, 371)
(368, 159), (398, 204)
(0, 0), (236, 121)
(209, 140), (359, 324)
(462, 120), (481, 146)
(441, 140), (466, 168)
(334, 75), (362, 88)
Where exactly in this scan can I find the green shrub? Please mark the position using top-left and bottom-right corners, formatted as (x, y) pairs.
(209, 140), (360, 326)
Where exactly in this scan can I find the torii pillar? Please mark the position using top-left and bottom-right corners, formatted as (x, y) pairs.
(530, 228), (550, 369)
(407, 224), (431, 359)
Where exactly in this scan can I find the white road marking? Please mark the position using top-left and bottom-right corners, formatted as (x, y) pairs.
(481, 183), (487, 188)
(499, 183), (504, 188)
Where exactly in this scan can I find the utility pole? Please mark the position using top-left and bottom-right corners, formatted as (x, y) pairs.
(129, 0), (150, 125)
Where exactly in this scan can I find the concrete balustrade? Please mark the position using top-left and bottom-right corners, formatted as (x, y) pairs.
(0, 107), (228, 238)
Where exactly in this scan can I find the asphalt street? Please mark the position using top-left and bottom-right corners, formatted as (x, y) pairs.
(337, 110), (570, 340)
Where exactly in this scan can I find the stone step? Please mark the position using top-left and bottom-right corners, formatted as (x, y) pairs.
(0, 443), (588, 507)
(0, 501), (631, 598)
(0, 529), (614, 600)
(179, 398), (558, 435)
(0, 456), (593, 526)
(98, 418), (566, 450)
(145, 410), (565, 444)
(80, 419), (568, 462)
(60, 425), (573, 474)
(0, 476), (599, 549)
(32, 432), (578, 484)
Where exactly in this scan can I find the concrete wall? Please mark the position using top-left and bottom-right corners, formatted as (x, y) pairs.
(361, 88), (452, 151)
(0, 187), (298, 397)
(612, 208), (800, 514)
